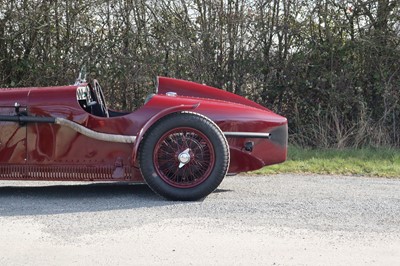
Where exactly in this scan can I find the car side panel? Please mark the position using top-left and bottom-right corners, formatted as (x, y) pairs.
(24, 87), (140, 181)
(0, 107), (27, 164)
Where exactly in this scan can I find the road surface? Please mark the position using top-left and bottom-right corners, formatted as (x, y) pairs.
(0, 174), (399, 265)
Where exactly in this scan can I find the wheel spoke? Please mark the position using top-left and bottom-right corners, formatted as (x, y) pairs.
(154, 127), (215, 188)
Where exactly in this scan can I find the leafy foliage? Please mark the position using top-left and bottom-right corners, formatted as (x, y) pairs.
(0, 0), (399, 147)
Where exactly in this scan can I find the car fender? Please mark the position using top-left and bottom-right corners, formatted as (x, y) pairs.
(132, 102), (200, 165)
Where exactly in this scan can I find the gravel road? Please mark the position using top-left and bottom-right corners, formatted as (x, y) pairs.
(0, 174), (399, 265)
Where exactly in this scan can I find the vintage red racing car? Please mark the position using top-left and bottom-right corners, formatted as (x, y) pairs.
(0, 73), (287, 200)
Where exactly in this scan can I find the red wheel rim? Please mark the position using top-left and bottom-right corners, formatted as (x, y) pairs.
(153, 127), (215, 188)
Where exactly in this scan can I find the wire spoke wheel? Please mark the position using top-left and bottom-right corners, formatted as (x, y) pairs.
(139, 112), (229, 201)
(154, 128), (215, 188)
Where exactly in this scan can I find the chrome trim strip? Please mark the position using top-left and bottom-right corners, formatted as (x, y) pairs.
(223, 132), (271, 139)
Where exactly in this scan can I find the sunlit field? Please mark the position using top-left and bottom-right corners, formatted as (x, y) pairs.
(252, 146), (400, 178)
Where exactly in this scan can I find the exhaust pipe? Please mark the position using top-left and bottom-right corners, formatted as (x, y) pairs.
(55, 118), (136, 144)
(54, 117), (136, 143)
(0, 115), (136, 144)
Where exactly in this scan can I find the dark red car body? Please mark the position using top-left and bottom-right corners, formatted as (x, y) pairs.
(0, 77), (287, 200)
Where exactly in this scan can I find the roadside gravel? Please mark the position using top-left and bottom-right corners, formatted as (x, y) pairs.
(0, 174), (399, 265)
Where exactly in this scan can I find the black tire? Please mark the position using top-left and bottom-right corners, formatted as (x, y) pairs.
(139, 112), (229, 201)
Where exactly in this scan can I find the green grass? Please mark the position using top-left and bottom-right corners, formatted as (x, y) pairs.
(252, 146), (400, 178)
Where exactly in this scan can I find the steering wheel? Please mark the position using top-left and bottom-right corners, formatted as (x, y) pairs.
(92, 79), (109, 117)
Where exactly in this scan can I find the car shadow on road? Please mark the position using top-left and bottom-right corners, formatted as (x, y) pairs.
(0, 182), (191, 217)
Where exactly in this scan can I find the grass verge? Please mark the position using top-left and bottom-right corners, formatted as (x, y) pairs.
(251, 146), (400, 178)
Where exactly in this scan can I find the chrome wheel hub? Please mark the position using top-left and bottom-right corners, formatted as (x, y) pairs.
(178, 148), (191, 168)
